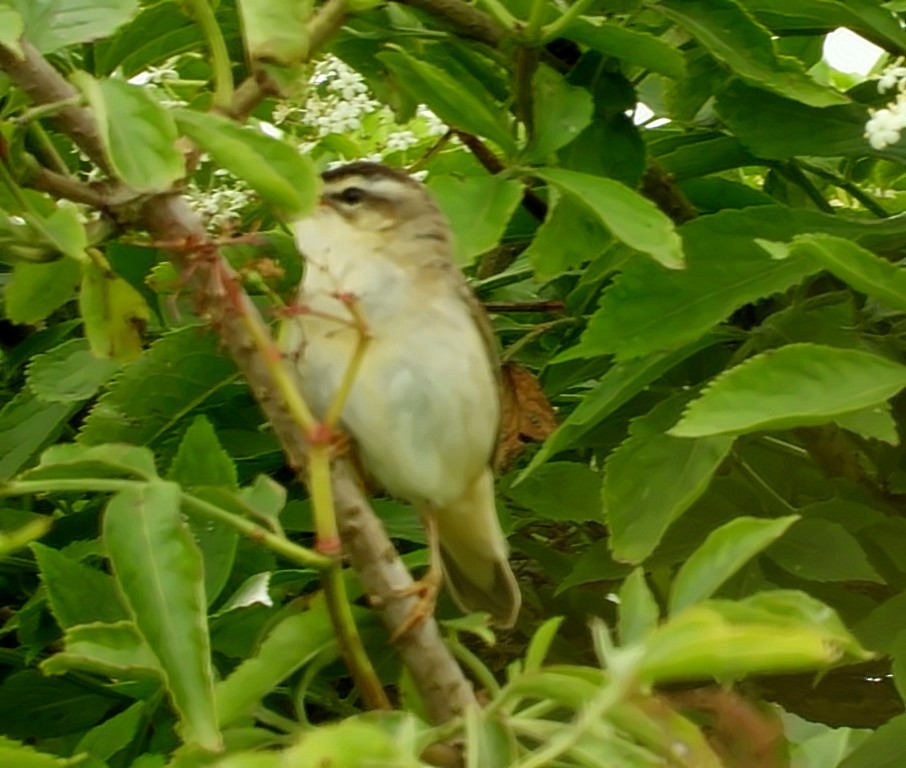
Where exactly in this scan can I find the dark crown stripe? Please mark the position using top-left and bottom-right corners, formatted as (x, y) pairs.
(322, 161), (417, 186)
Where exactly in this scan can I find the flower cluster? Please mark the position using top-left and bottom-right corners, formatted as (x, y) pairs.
(183, 168), (254, 231)
(865, 60), (906, 150)
(292, 56), (380, 137)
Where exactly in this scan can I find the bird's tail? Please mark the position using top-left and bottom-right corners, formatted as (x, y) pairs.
(433, 469), (521, 627)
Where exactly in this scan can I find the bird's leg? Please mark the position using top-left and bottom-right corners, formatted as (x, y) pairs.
(391, 510), (444, 641)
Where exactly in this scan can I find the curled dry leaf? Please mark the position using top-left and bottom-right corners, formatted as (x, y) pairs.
(495, 361), (557, 472)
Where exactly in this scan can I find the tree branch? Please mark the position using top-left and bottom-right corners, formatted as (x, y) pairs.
(0, 39), (477, 725)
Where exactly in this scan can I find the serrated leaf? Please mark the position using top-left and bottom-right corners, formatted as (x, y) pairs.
(8, 0), (139, 53)
(533, 168), (684, 269)
(0, 669), (117, 740)
(5, 257), (81, 324)
(104, 481), (221, 751)
(561, 18), (686, 78)
(169, 417), (239, 604)
(79, 260), (150, 362)
(522, 336), (720, 478)
(523, 195), (608, 279)
(175, 109), (319, 218)
(505, 462), (601, 522)
(238, 0), (313, 64)
(74, 701), (145, 763)
(41, 621), (160, 677)
(789, 234), (906, 313)
(23, 442), (158, 481)
(0, 7), (24, 58)
(672, 344), (906, 437)
(26, 338), (120, 403)
(378, 50), (515, 153)
(767, 518), (883, 583)
(73, 74), (184, 192)
(604, 397), (734, 563)
(215, 606), (334, 727)
(426, 174), (522, 265)
(79, 326), (240, 446)
(714, 81), (896, 162)
(669, 516), (799, 614)
(524, 65), (593, 161)
(657, 0), (847, 107)
(0, 391), (77, 482)
(32, 543), (128, 628)
(619, 569), (659, 645)
(835, 405), (899, 445)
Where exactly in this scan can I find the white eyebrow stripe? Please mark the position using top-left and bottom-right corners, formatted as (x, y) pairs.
(325, 174), (412, 201)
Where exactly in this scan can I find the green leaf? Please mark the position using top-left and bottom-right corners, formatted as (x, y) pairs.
(0, 7), (24, 58)
(788, 234), (906, 313)
(557, 539), (630, 592)
(533, 168), (684, 269)
(175, 109), (319, 219)
(505, 462), (601, 522)
(838, 714), (906, 768)
(427, 174), (522, 265)
(79, 260), (150, 362)
(577, 207), (825, 360)
(669, 516), (799, 614)
(169, 417), (239, 604)
(41, 621), (160, 677)
(523, 193), (608, 280)
(8, 0), (139, 53)
(0, 742), (69, 768)
(40, 204), (89, 262)
(561, 19), (686, 78)
(715, 81), (895, 161)
(79, 326), (240, 446)
(23, 442), (158, 481)
(26, 338), (120, 403)
(72, 74), (184, 192)
(672, 344), (906, 438)
(215, 606), (335, 727)
(524, 66), (593, 161)
(523, 337), (720, 476)
(640, 602), (859, 684)
(74, 701), (145, 763)
(834, 405), (899, 445)
(104, 481), (222, 751)
(523, 617), (564, 672)
(618, 568), (660, 646)
(378, 50), (515, 153)
(766, 518), (883, 583)
(237, 0), (313, 64)
(657, 0), (847, 107)
(604, 397), (734, 564)
(5, 257), (81, 324)
(0, 669), (117, 740)
(0, 391), (77, 481)
(32, 543), (128, 627)
(742, 0), (906, 52)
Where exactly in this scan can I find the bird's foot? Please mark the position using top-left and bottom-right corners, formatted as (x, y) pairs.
(306, 422), (352, 459)
(390, 569), (443, 642)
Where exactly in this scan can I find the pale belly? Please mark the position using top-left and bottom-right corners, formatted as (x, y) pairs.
(287, 287), (499, 508)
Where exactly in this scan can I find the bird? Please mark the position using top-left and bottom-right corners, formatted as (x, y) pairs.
(282, 161), (521, 629)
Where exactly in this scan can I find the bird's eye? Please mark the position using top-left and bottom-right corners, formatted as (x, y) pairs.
(337, 186), (366, 205)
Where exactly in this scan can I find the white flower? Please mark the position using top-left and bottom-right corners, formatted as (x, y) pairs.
(385, 130), (418, 151)
(865, 102), (906, 150)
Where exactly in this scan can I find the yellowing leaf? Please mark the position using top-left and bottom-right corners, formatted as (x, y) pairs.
(79, 260), (150, 362)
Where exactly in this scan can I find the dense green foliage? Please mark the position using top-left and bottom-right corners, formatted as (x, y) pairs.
(2, 0), (906, 765)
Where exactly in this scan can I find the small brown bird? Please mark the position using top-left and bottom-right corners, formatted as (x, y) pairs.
(283, 162), (520, 627)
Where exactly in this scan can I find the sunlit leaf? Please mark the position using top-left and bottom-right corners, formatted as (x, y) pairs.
(669, 516), (799, 614)
(73, 74), (184, 192)
(533, 167), (684, 269)
(8, 0), (139, 53)
(672, 344), (906, 437)
(104, 481), (222, 751)
(5, 257), (81, 325)
(26, 338), (120, 403)
(79, 259), (150, 361)
(524, 65), (593, 161)
(175, 109), (319, 218)
(427, 174), (522, 265)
